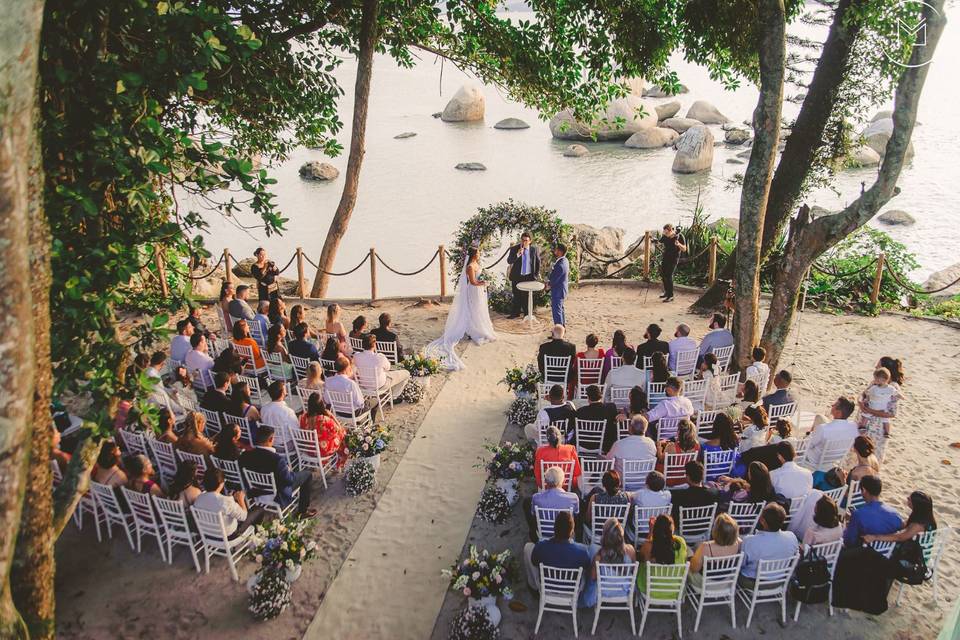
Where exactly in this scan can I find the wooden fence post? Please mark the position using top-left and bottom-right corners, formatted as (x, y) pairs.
(154, 245), (169, 298)
(224, 248), (233, 285)
(642, 231), (651, 280)
(708, 236), (718, 285)
(439, 244), (447, 298)
(369, 247), (377, 302)
(296, 247), (305, 301)
(870, 252), (886, 305)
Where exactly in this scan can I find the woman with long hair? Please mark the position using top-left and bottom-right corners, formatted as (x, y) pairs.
(349, 315), (367, 342)
(92, 441), (127, 487)
(864, 491), (937, 544)
(601, 330), (632, 381)
(218, 281), (234, 333)
(581, 518), (637, 608)
(737, 379), (761, 412)
(324, 303), (350, 354)
(847, 435), (880, 483)
(700, 413), (740, 481)
(584, 470), (630, 525)
(878, 356), (905, 386)
(688, 513), (741, 588)
(289, 304), (316, 339)
(802, 495), (843, 547)
(320, 336), (341, 363)
(300, 361), (325, 392)
(299, 392), (347, 468)
(231, 319), (265, 370)
(657, 420), (700, 486)
(175, 411), (215, 456)
(637, 514), (688, 597)
(649, 351), (670, 384)
(126, 454), (164, 497)
(719, 461), (777, 504)
(167, 461), (201, 505)
(268, 297), (289, 328)
(739, 404), (769, 453)
(213, 423), (244, 460)
(266, 323), (296, 380)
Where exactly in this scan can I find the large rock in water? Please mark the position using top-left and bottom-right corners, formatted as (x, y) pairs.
(563, 144), (589, 157)
(624, 127), (679, 149)
(549, 95), (658, 141)
(924, 262), (960, 299)
(661, 117), (702, 133)
(724, 128), (751, 145)
(441, 85), (485, 122)
(494, 117), (529, 130)
(672, 125), (714, 174)
(847, 145), (881, 168)
(299, 161), (339, 181)
(572, 224), (644, 278)
(232, 258), (256, 278)
(655, 100), (682, 121)
(643, 84), (689, 98)
(455, 162), (486, 171)
(877, 209), (916, 226)
(860, 118), (915, 158)
(685, 100), (731, 125)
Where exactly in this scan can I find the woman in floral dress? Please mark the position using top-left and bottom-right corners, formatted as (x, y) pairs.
(299, 391), (347, 468)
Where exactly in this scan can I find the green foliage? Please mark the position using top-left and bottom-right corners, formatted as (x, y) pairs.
(645, 197), (736, 288)
(913, 295), (960, 320)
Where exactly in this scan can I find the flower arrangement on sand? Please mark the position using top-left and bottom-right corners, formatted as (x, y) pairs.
(346, 459), (376, 496)
(443, 545), (515, 601)
(247, 516), (318, 620)
(402, 352), (441, 377)
(505, 396), (537, 426)
(476, 485), (512, 524)
(344, 423), (391, 458)
(500, 364), (541, 395)
(479, 440), (534, 481)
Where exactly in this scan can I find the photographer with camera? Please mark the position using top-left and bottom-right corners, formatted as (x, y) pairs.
(657, 223), (686, 302)
(252, 247), (281, 302)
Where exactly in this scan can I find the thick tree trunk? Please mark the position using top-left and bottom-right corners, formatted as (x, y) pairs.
(761, 0), (945, 373)
(0, 1), (45, 637)
(694, 0), (863, 311)
(732, 0), (785, 371)
(309, 0), (380, 298)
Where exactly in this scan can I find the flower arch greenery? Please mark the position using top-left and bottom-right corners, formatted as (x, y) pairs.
(448, 200), (579, 283)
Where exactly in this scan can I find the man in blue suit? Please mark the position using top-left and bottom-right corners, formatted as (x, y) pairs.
(546, 244), (570, 326)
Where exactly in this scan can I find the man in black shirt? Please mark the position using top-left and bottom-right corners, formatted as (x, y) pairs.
(671, 461), (720, 525)
(658, 224), (686, 302)
(575, 384), (620, 453)
(635, 323), (671, 368)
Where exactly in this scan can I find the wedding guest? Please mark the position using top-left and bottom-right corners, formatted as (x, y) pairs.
(126, 454), (164, 497)
(802, 495), (844, 548)
(533, 426), (582, 491)
(604, 348), (647, 399)
(289, 305), (315, 339)
(697, 352), (724, 409)
(576, 333), (605, 362)
(187, 305), (210, 339)
(524, 384), (576, 444)
(523, 511), (591, 591)
(769, 441), (813, 499)
(212, 347), (244, 381)
(628, 385), (648, 416)
(230, 380), (261, 425)
(324, 356), (370, 418)
(214, 423), (244, 461)
(670, 461), (720, 524)
(92, 441), (127, 488)
(268, 297), (289, 329)
(266, 323), (296, 380)
(171, 319), (194, 363)
(200, 371), (231, 415)
(717, 461), (778, 505)
(631, 471), (672, 508)
(537, 324), (577, 381)
(320, 336), (341, 363)
(648, 352), (670, 384)
(167, 461), (201, 505)
(657, 420), (701, 486)
(744, 346), (770, 390)
(699, 413), (740, 479)
(736, 380), (761, 413)
(762, 370), (797, 411)
(228, 284), (256, 322)
(218, 281), (234, 333)
(635, 324), (670, 367)
(324, 303), (350, 354)
(260, 380), (299, 437)
(645, 377), (695, 430)
(194, 467), (261, 536)
(637, 515), (688, 596)
(145, 351), (166, 382)
(156, 407), (179, 445)
(524, 465), (581, 542)
(842, 475), (903, 547)
(371, 312), (404, 358)
(605, 416), (657, 477)
(740, 504), (798, 587)
(863, 490), (937, 545)
(697, 313), (734, 362)
(583, 470), (630, 527)
(125, 352), (149, 383)
(253, 300), (271, 341)
(667, 324), (697, 372)
(168, 367), (197, 411)
(184, 333), (215, 381)
(52, 429), (71, 471)
(581, 518), (638, 608)
(354, 334), (410, 398)
(349, 315), (368, 344)
(687, 513), (741, 589)
(857, 366), (902, 461)
(239, 426), (316, 517)
(601, 330), (631, 381)
(300, 362), (325, 394)
(176, 412), (215, 456)
(739, 404), (770, 454)
(847, 435), (880, 483)
(806, 396), (859, 473)
(231, 319), (265, 370)
(575, 384), (620, 453)
(251, 247), (280, 302)
(289, 322), (322, 362)
(299, 393), (347, 468)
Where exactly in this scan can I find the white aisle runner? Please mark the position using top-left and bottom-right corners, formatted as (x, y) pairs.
(304, 330), (538, 640)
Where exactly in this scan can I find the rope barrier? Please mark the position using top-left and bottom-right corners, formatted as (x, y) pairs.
(375, 249), (440, 276)
(484, 247), (511, 270)
(174, 252), (225, 280)
(810, 257), (877, 279)
(302, 252), (371, 277)
(678, 243), (712, 264)
(884, 262), (960, 295)
(577, 236), (645, 266)
(275, 253), (298, 275)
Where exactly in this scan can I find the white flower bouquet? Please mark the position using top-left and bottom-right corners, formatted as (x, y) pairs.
(442, 545), (515, 600)
(476, 485), (512, 524)
(346, 459), (376, 496)
(505, 397), (536, 426)
(248, 565), (292, 621)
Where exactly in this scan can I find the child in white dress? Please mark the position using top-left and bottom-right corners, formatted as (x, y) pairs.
(857, 367), (902, 460)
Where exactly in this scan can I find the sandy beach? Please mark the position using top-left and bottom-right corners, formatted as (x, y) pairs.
(54, 285), (960, 639)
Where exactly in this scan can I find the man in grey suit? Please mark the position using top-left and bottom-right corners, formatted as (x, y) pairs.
(228, 284), (256, 322)
(546, 244), (569, 326)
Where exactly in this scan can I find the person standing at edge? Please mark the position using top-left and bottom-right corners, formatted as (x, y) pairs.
(507, 231), (540, 319)
(546, 244), (570, 326)
(658, 224), (686, 302)
(251, 247), (280, 303)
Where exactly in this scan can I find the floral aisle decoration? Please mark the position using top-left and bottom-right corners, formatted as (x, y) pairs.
(500, 364), (541, 397)
(447, 605), (502, 640)
(478, 440), (534, 505)
(344, 423), (391, 471)
(246, 516), (318, 619)
(505, 396), (536, 426)
(476, 485), (512, 524)
(444, 546), (516, 628)
(248, 565), (292, 621)
(345, 459), (376, 496)
(399, 378), (425, 404)
(402, 352), (441, 387)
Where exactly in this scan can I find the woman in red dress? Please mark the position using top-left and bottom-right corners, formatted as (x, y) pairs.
(299, 391), (348, 468)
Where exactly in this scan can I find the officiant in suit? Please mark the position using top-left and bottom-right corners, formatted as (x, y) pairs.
(507, 232), (540, 318)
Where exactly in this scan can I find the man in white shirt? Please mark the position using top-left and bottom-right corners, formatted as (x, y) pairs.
(644, 377), (694, 423)
(769, 441), (813, 499)
(146, 352), (165, 380)
(697, 313), (734, 361)
(324, 355), (372, 418)
(744, 345), (771, 388)
(353, 335), (410, 399)
(605, 416), (657, 477)
(184, 333), (215, 384)
(170, 319), (194, 363)
(193, 467), (251, 537)
(804, 396), (859, 472)
(259, 380), (299, 445)
(667, 323), (698, 371)
(604, 348), (647, 400)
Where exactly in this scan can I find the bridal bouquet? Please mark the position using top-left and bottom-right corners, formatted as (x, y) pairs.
(444, 546), (515, 601)
(344, 423), (391, 458)
(500, 364), (541, 394)
(479, 440), (534, 481)
(402, 353), (441, 377)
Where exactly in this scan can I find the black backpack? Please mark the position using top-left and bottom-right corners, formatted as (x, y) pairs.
(790, 551), (832, 604)
(891, 539), (931, 586)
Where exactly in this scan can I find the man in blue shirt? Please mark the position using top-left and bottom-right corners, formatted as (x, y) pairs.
(523, 511), (591, 591)
(288, 322), (321, 362)
(697, 313), (734, 364)
(523, 465), (580, 542)
(253, 300), (271, 342)
(740, 503), (799, 587)
(843, 475), (903, 547)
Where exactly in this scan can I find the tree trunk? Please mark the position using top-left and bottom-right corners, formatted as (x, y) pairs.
(761, 0), (945, 373)
(693, 0), (863, 311)
(732, 0), (785, 371)
(309, 0), (380, 298)
(0, 1), (45, 636)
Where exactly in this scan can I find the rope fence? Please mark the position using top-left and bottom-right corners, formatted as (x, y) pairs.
(375, 249), (440, 276)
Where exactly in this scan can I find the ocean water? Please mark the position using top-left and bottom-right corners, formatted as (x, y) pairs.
(200, 11), (959, 298)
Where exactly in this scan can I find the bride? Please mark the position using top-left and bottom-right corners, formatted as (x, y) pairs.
(427, 247), (497, 371)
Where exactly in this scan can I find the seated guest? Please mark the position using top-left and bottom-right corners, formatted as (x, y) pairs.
(176, 412), (215, 456)
(770, 441), (813, 500)
(847, 435), (880, 483)
(657, 420), (701, 486)
(717, 461), (778, 505)
(576, 333), (605, 362)
(605, 416), (657, 478)
(126, 352), (150, 383)
(631, 470), (672, 508)
(324, 356), (371, 418)
(92, 441), (127, 488)
(583, 470), (630, 527)
(524, 384), (576, 444)
(843, 475), (903, 547)
(125, 454), (164, 497)
(185, 305), (209, 339)
(52, 428), (72, 471)
(667, 323), (698, 372)
(289, 304), (315, 339)
(744, 346), (770, 388)
(167, 461), (201, 505)
(268, 298), (289, 329)
(533, 426), (582, 491)
(229, 380), (261, 425)
(169, 366), (198, 409)
(253, 300), (271, 340)
(200, 371), (231, 415)
(738, 404), (770, 454)
(863, 490), (937, 545)
(170, 319), (194, 364)
(628, 385), (648, 416)
(260, 380), (299, 438)
(228, 284), (256, 322)
(320, 336), (341, 364)
(538, 324), (578, 382)
(601, 330), (631, 381)
(325, 303), (350, 354)
(184, 333), (215, 381)
(155, 407), (179, 445)
(670, 461), (720, 526)
(523, 511), (591, 592)
(212, 348), (243, 382)
(697, 313), (734, 361)
(644, 377), (694, 430)
(700, 413), (740, 478)
(802, 495), (844, 548)
(239, 426), (315, 517)
(299, 362), (325, 392)
(635, 324), (670, 367)
(266, 323), (296, 380)
(371, 312), (404, 357)
(214, 423), (244, 461)
(231, 320), (265, 370)
(604, 348), (647, 399)
(353, 334), (410, 397)
(581, 518), (638, 608)
(688, 513), (741, 589)
(805, 396), (859, 473)
(637, 515), (688, 597)
(524, 465), (581, 542)
(762, 370), (797, 412)
(289, 322), (321, 362)
(740, 504), (799, 587)
(299, 393), (347, 469)
(575, 384), (619, 453)
(647, 352), (670, 384)
(349, 314), (368, 343)
(697, 353), (724, 409)
(218, 282), (234, 334)
(194, 468), (261, 536)
(736, 379), (761, 413)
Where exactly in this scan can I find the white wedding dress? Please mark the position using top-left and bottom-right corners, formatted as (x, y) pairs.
(426, 261), (497, 371)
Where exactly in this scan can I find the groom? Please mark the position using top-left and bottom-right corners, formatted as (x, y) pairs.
(507, 232), (540, 318)
(546, 244), (570, 326)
